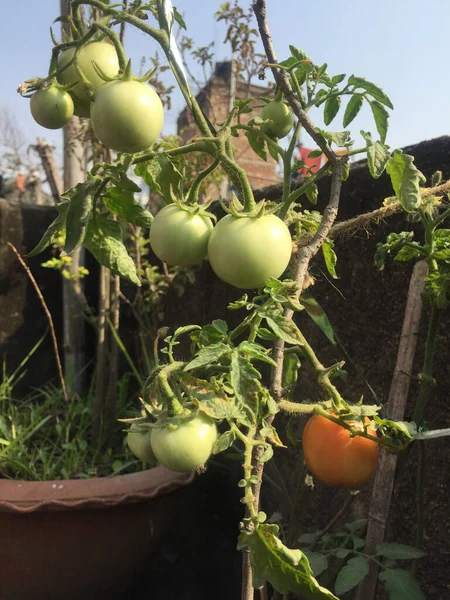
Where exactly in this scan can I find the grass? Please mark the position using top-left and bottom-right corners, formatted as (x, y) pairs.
(0, 348), (144, 481)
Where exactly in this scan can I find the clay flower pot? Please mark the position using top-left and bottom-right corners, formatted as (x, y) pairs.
(0, 467), (194, 600)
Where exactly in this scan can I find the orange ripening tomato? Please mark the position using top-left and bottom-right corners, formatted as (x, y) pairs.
(302, 414), (379, 488)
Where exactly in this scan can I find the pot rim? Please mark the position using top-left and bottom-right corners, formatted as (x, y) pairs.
(0, 466), (194, 513)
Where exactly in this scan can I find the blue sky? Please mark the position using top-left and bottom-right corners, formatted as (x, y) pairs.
(1, 0), (448, 165)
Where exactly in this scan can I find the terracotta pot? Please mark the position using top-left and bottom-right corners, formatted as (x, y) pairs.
(0, 467), (194, 600)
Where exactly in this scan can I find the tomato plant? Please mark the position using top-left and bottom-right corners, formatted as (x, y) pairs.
(57, 41), (119, 117)
(207, 214), (292, 288)
(150, 414), (217, 472)
(19, 1), (444, 598)
(91, 78), (164, 153)
(302, 414), (379, 488)
(261, 96), (294, 139)
(127, 430), (157, 465)
(149, 204), (213, 266)
(30, 86), (74, 129)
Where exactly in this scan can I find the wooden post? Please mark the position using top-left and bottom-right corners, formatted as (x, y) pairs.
(356, 261), (428, 600)
(60, 0), (87, 397)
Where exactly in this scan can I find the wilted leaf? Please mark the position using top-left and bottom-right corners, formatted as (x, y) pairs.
(238, 524), (338, 599)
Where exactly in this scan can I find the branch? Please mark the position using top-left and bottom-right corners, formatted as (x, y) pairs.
(8, 243), (68, 404)
(252, 0), (334, 163)
(295, 178), (450, 250)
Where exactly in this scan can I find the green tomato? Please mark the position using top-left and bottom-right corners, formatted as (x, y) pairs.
(150, 415), (217, 473)
(127, 430), (157, 466)
(207, 214), (292, 289)
(30, 86), (74, 129)
(90, 80), (164, 153)
(149, 204), (214, 266)
(261, 99), (294, 139)
(57, 42), (119, 117)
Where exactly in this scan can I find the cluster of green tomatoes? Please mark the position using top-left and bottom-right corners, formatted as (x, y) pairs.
(29, 40), (295, 290)
(30, 41), (164, 153)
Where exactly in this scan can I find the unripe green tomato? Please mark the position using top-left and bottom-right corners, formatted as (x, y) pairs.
(30, 87), (74, 129)
(261, 99), (294, 139)
(90, 80), (164, 153)
(149, 204), (214, 266)
(127, 430), (157, 465)
(207, 214), (292, 289)
(57, 42), (120, 117)
(150, 415), (217, 473)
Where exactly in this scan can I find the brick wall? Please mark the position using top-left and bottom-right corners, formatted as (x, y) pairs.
(177, 62), (281, 198)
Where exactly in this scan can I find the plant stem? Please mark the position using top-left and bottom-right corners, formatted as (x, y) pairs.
(132, 140), (214, 164)
(7, 243), (69, 404)
(219, 137), (256, 212)
(185, 158), (220, 205)
(252, 0), (334, 164)
(279, 163), (329, 220)
(94, 22), (128, 70)
(411, 441), (426, 576)
(310, 493), (356, 551)
(412, 304), (441, 425)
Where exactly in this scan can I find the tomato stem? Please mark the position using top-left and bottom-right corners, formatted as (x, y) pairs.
(185, 158), (220, 206)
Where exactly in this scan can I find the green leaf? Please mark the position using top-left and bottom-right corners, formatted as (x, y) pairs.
(348, 75), (394, 109)
(305, 183), (318, 205)
(345, 518), (368, 534)
(27, 202), (69, 257)
(264, 314), (304, 346)
(84, 215), (140, 285)
(113, 173), (142, 193)
(260, 445), (274, 463)
(180, 373), (243, 421)
(335, 556), (369, 596)
(378, 569), (425, 600)
(213, 429), (236, 454)
(237, 524), (338, 599)
(246, 130), (267, 162)
(184, 343), (231, 371)
(238, 341), (277, 367)
(314, 89), (329, 107)
(308, 149), (324, 158)
(289, 45), (309, 61)
(331, 73), (346, 86)
(104, 188), (153, 228)
(395, 243), (423, 262)
(230, 351), (261, 409)
(324, 96), (341, 126)
(302, 550), (329, 577)
(370, 100), (389, 144)
(321, 238), (338, 279)
(343, 95), (364, 127)
(316, 128), (352, 147)
(300, 295), (337, 346)
(376, 543), (426, 560)
(134, 154), (182, 199)
(256, 327), (278, 341)
(173, 7), (187, 29)
(386, 150), (426, 212)
(361, 132), (391, 179)
(63, 183), (94, 254)
(374, 232), (414, 269)
(282, 352), (300, 393)
(433, 248), (450, 261)
(212, 319), (228, 334)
